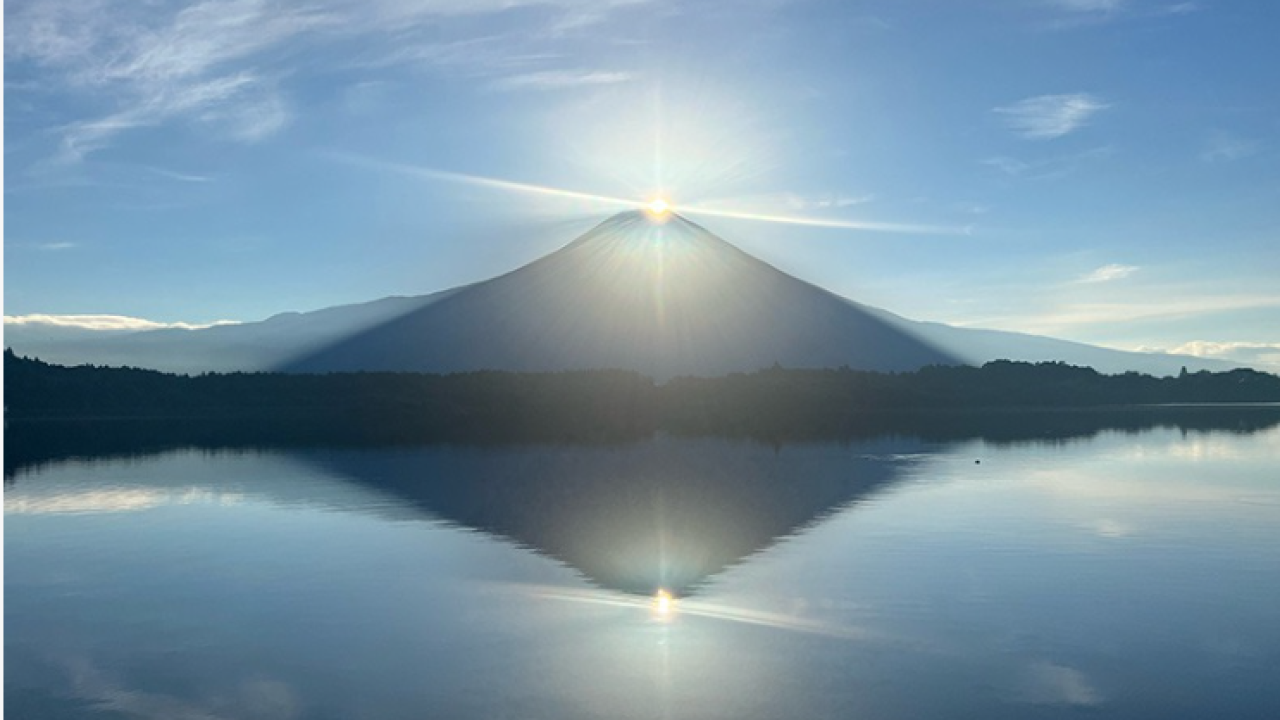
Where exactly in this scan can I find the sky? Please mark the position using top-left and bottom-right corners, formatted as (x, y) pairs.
(4, 0), (1279, 368)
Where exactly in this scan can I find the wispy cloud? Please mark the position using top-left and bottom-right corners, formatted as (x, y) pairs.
(14, 241), (81, 251)
(4, 314), (239, 331)
(9, 0), (333, 162)
(7, 0), (641, 162)
(1078, 263), (1139, 283)
(1042, 0), (1198, 29)
(994, 93), (1109, 139)
(982, 146), (1114, 179)
(494, 69), (635, 91)
(1050, 0), (1126, 12)
(783, 193), (877, 210)
(1201, 130), (1260, 162)
(146, 166), (215, 183)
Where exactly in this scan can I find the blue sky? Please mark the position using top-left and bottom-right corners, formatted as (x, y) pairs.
(5, 0), (1279, 367)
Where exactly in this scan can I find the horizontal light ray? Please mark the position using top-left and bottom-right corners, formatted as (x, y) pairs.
(516, 584), (873, 642)
(678, 205), (970, 236)
(330, 153), (967, 236)
(329, 153), (644, 209)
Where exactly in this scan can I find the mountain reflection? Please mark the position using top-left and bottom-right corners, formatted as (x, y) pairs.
(299, 440), (910, 596)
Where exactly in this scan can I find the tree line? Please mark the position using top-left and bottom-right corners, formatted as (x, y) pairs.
(7, 349), (1280, 443)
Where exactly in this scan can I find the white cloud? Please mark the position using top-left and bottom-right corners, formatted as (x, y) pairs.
(1143, 341), (1280, 370)
(1078, 263), (1139, 283)
(994, 93), (1109, 139)
(4, 314), (240, 331)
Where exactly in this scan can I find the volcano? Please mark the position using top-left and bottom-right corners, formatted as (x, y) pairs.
(7, 211), (1235, 376)
(281, 211), (958, 377)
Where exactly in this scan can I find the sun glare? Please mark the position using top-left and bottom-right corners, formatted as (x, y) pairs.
(652, 588), (675, 617)
(646, 197), (671, 218)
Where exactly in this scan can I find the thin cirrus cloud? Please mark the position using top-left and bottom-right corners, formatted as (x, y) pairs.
(1078, 263), (1139, 283)
(7, 0), (335, 162)
(493, 70), (636, 91)
(1201, 131), (1260, 162)
(1051, 0), (1126, 11)
(5, 0), (640, 162)
(993, 93), (1109, 139)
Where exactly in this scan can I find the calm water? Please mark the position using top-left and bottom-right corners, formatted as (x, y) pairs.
(6, 423), (1280, 719)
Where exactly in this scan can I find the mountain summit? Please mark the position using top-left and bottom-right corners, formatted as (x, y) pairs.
(6, 211), (1235, 376)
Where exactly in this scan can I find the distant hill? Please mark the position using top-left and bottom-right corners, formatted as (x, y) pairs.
(5, 212), (1238, 377)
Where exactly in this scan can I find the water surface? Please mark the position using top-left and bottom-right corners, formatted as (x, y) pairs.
(6, 421), (1280, 719)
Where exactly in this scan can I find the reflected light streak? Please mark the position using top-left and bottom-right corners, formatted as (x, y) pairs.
(516, 584), (872, 641)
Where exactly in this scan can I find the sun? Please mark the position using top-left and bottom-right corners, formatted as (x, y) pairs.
(645, 196), (671, 219)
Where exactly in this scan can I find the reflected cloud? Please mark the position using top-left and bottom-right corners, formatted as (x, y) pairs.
(59, 656), (299, 720)
(6, 487), (244, 515)
(1015, 661), (1103, 707)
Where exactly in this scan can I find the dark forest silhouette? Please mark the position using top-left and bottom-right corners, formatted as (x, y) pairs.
(7, 349), (1280, 459)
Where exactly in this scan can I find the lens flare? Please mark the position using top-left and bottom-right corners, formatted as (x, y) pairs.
(330, 153), (970, 236)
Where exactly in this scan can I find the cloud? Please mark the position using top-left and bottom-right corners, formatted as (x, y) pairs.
(494, 69), (635, 91)
(1050, 0), (1126, 12)
(8, 0), (333, 162)
(982, 146), (1114, 179)
(7, 0), (641, 161)
(952, 294), (1280, 335)
(783, 193), (877, 210)
(6, 487), (244, 515)
(1201, 131), (1260, 162)
(994, 93), (1109, 139)
(4, 314), (239, 331)
(15, 241), (81, 251)
(1144, 341), (1280, 370)
(1078, 263), (1139, 283)
(147, 166), (215, 183)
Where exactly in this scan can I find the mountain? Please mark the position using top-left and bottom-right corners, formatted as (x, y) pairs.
(6, 211), (1235, 376)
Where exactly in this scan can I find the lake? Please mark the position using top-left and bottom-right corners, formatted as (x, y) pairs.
(6, 414), (1280, 719)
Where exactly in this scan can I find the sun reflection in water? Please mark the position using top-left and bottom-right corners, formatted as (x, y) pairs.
(652, 588), (675, 619)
